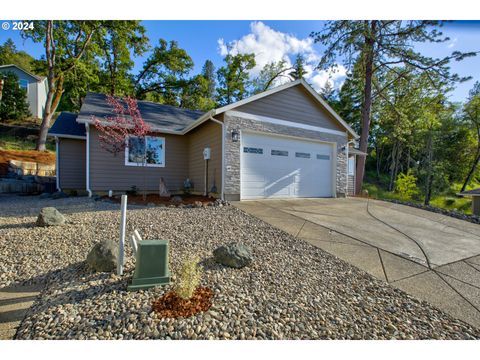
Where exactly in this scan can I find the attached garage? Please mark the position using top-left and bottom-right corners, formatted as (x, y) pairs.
(240, 132), (335, 200)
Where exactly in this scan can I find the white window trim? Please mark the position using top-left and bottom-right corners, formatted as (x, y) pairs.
(124, 135), (166, 168)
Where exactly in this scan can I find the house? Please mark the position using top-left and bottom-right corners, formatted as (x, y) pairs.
(0, 64), (48, 119)
(457, 188), (480, 215)
(48, 79), (363, 200)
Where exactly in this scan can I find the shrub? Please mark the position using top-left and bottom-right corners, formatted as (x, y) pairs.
(394, 169), (419, 200)
(126, 185), (138, 196)
(0, 72), (31, 120)
(174, 255), (202, 300)
(444, 197), (456, 206)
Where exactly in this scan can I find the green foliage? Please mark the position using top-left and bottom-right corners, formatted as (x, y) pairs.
(289, 54), (308, 80)
(252, 60), (291, 94)
(0, 39), (35, 71)
(0, 72), (31, 121)
(394, 170), (419, 200)
(175, 255), (202, 300)
(201, 60), (216, 100)
(216, 53), (255, 106)
(135, 39), (193, 105)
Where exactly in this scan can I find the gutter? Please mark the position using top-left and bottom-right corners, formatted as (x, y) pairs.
(85, 123), (92, 197)
(208, 115), (225, 201)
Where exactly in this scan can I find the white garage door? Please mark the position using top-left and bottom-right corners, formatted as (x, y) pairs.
(241, 132), (334, 200)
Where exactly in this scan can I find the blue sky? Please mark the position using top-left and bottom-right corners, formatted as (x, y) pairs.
(1, 20), (479, 102)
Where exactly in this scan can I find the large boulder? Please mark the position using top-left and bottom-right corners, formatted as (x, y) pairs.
(86, 239), (119, 272)
(213, 243), (252, 269)
(36, 207), (65, 227)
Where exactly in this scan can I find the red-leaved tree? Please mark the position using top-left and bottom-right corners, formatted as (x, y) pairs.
(93, 95), (151, 198)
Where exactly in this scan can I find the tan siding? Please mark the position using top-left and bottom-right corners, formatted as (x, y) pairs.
(59, 138), (86, 190)
(187, 120), (222, 195)
(89, 127), (188, 192)
(236, 85), (344, 131)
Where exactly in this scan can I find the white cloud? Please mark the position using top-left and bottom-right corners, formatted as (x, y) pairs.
(217, 22), (347, 92)
(447, 37), (458, 48)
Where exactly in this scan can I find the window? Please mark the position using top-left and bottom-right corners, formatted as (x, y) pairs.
(19, 79), (29, 93)
(295, 152), (310, 159)
(125, 136), (165, 167)
(271, 149), (288, 157)
(316, 154), (330, 160)
(243, 147), (263, 154)
(348, 156), (355, 175)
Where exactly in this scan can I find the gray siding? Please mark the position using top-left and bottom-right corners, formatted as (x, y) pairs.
(187, 120), (222, 195)
(89, 127), (188, 192)
(59, 138), (86, 190)
(236, 85), (344, 131)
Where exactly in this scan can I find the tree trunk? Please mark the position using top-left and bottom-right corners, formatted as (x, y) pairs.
(460, 124), (480, 192)
(36, 21), (55, 151)
(460, 148), (480, 192)
(355, 21), (376, 195)
(424, 131), (433, 206)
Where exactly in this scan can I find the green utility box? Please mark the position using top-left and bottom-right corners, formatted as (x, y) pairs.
(127, 239), (171, 291)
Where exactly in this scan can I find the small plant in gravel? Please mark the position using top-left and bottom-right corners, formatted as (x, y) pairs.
(175, 255), (202, 300)
(152, 256), (213, 318)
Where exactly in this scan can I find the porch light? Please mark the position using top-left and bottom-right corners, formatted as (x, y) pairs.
(231, 129), (240, 142)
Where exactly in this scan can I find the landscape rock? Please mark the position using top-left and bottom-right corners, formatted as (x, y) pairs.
(213, 243), (253, 268)
(36, 207), (66, 227)
(158, 177), (171, 197)
(170, 196), (182, 204)
(51, 191), (69, 200)
(86, 239), (119, 272)
(39, 192), (52, 199)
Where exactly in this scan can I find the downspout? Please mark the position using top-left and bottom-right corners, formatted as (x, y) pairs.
(208, 114), (224, 201)
(85, 123), (92, 197)
(55, 136), (61, 192)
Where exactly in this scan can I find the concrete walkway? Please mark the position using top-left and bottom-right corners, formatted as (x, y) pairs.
(233, 197), (480, 329)
(0, 284), (42, 340)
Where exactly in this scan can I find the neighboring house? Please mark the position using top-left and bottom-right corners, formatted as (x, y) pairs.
(458, 188), (480, 215)
(49, 79), (363, 200)
(0, 64), (48, 119)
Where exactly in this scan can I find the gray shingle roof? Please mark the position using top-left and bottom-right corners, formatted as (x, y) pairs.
(459, 188), (480, 196)
(79, 93), (205, 132)
(49, 112), (85, 138)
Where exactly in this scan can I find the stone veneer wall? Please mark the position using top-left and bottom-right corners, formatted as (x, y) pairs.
(223, 113), (348, 201)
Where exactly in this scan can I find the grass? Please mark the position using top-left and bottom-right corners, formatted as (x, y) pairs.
(363, 171), (476, 215)
(0, 134), (55, 152)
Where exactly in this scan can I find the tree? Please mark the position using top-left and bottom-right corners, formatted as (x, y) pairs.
(0, 72), (31, 120)
(0, 39), (35, 71)
(216, 53), (255, 106)
(289, 54), (308, 80)
(179, 74), (216, 111)
(201, 60), (216, 100)
(460, 81), (480, 192)
(24, 20), (101, 151)
(319, 81), (336, 102)
(96, 21), (149, 96)
(312, 20), (477, 194)
(135, 39), (194, 105)
(252, 60), (292, 94)
(93, 95), (150, 199)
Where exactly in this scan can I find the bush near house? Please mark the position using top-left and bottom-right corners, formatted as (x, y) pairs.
(0, 72), (31, 121)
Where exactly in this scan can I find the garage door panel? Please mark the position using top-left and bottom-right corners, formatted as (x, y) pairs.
(241, 132), (334, 200)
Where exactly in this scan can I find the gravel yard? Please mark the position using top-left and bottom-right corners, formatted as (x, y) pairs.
(1, 195), (479, 340)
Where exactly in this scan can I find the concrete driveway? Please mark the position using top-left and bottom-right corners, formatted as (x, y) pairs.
(234, 197), (480, 329)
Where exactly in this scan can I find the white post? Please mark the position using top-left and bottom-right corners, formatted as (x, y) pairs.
(118, 194), (127, 276)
